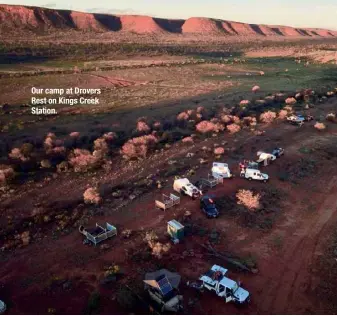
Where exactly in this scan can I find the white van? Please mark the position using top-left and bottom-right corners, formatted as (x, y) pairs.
(241, 168), (269, 182)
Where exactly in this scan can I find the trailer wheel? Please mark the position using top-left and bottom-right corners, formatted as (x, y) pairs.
(263, 179), (267, 183)
(248, 177), (252, 181)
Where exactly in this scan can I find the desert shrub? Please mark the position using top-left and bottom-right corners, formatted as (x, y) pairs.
(121, 135), (157, 159)
(260, 111), (277, 124)
(236, 190), (261, 210)
(93, 137), (109, 158)
(144, 230), (170, 259)
(326, 113), (336, 123)
(69, 132), (80, 138)
(57, 161), (69, 173)
(314, 122), (326, 131)
(0, 165), (15, 185)
(240, 100), (250, 107)
(9, 148), (27, 161)
(232, 116), (241, 124)
(83, 187), (101, 205)
(252, 85), (260, 93)
(21, 231), (30, 246)
(220, 114), (232, 124)
(51, 146), (66, 155)
(181, 136), (194, 144)
(103, 132), (117, 142)
(285, 97), (297, 105)
(136, 121), (151, 133)
(69, 149), (99, 172)
(44, 133), (56, 150)
(242, 116), (256, 127)
(40, 159), (52, 169)
(150, 242), (171, 259)
(283, 106), (293, 112)
(227, 123), (241, 134)
(265, 95), (275, 102)
(186, 109), (194, 116)
(177, 111), (189, 121)
(196, 121), (224, 134)
(153, 121), (161, 129)
(214, 147), (225, 156)
(278, 110), (288, 119)
(20, 143), (34, 156)
(196, 113), (203, 120)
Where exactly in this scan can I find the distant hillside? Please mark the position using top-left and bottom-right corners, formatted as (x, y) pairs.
(0, 4), (336, 38)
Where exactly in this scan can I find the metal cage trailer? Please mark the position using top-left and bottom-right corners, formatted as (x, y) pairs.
(155, 193), (180, 210)
(200, 174), (223, 188)
(79, 222), (117, 246)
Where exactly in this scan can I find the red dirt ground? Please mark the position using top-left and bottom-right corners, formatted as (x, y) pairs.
(1, 98), (337, 314)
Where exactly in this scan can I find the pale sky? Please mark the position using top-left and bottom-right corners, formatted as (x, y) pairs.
(3, 0), (337, 30)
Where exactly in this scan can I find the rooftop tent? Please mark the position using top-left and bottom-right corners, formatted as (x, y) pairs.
(143, 269), (181, 290)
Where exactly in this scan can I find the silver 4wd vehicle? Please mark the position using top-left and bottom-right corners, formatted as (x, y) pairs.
(287, 115), (304, 126)
(198, 265), (250, 304)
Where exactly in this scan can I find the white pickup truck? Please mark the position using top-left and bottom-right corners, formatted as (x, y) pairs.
(198, 265), (250, 304)
(173, 178), (202, 199)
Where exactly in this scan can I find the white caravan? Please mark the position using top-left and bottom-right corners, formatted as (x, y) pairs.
(173, 178), (202, 199)
(211, 162), (232, 179)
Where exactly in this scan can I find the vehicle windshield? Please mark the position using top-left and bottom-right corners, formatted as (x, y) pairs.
(231, 282), (239, 293)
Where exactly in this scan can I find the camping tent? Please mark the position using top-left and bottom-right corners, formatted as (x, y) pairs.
(143, 269), (181, 290)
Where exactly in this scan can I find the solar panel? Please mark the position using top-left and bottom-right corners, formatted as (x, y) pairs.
(157, 276), (173, 295)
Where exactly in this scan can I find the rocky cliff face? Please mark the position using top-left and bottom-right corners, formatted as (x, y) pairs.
(0, 4), (336, 38)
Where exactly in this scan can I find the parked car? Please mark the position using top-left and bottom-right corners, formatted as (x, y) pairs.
(286, 115), (304, 126)
(240, 168), (269, 183)
(297, 114), (313, 121)
(198, 265), (250, 304)
(200, 196), (219, 218)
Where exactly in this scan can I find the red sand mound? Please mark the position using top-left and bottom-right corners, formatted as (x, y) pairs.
(119, 15), (167, 34)
(182, 17), (225, 34)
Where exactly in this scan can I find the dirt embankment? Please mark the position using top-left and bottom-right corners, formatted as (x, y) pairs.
(0, 4), (336, 38)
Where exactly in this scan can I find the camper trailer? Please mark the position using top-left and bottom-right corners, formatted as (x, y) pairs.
(173, 178), (202, 199)
(211, 162), (232, 179)
(144, 269), (183, 312)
